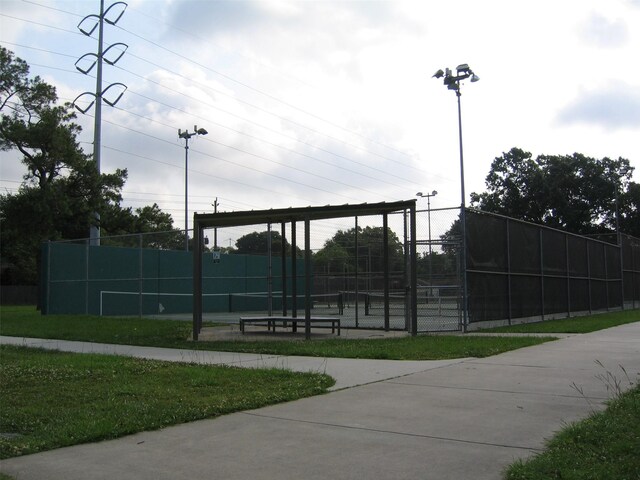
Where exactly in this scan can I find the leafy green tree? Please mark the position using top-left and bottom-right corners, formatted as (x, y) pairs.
(313, 226), (405, 276)
(470, 147), (635, 235)
(101, 203), (184, 249)
(313, 243), (350, 273)
(234, 230), (297, 256)
(0, 48), (128, 284)
(617, 182), (640, 238)
(0, 46), (56, 119)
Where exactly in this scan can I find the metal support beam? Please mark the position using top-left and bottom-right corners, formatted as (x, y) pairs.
(383, 213), (390, 331)
(409, 204), (418, 335)
(291, 220), (297, 318)
(192, 219), (202, 340)
(304, 216), (311, 340)
(354, 216), (359, 327)
(281, 222), (287, 316)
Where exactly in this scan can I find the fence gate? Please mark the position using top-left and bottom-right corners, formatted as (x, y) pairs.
(414, 207), (464, 332)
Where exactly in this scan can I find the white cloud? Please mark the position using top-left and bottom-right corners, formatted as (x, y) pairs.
(557, 83), (640, 130)
(579, 13), (629, 48)
(2, 0), (640, 236)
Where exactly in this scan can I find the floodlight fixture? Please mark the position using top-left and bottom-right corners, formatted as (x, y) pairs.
(179, 125), (208, 250)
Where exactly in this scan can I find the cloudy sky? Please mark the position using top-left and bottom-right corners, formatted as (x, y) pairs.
(1, 0), (639, 246)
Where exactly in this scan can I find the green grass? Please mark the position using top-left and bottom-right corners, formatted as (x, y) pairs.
(0, 306), (554, 360)
(191, 335), (553, 360)
(504, 384), (640, 479)
(480, 309), (640, 334)
(0, 306), (195, 347)
(0, 345), (333, 459)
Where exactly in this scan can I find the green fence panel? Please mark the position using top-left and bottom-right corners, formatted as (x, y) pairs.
(42, 243), (305, 316)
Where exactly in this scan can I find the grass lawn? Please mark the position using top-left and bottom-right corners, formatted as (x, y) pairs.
(504, 384), (640, 479)
(0, 306), (554, 360)
(0, 345), (333, 459)
(480, 309), (639, 334)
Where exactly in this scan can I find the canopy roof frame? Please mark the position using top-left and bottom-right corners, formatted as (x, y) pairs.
(193, 200), (418, 340)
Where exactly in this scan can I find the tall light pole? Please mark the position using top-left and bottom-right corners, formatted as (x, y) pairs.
(179, 126), (208, 251)
(433, 63), (479, 330)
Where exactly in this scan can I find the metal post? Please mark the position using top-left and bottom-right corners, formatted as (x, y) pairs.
(304, 216), (311, 340)
(457, 91), (469, 332)
(138, 233), (143, 318)
(354, 216), (359, 327)
(75, 1), (129, 245)
(383, 213), (390, 331)
(85, 239), (90, 314)
(267, 223), (272, 316)
(403, 209), (409, 330)
(410, 203), (418, 335)
(506, 218), (512, 325)
(604, 243), (610, 311)
(45, 241), (51, 315)
(213, 197), (219, 250)
(540, 229), (545, 321)
(615, 191), (625, 310)
(192, 218), (202, 340)
(427, 195), (432, 293)
(587, 240), (593, 314)
(281, 222), (287, 316)
(89, 0), (105, 246)
(566, 234), (571, 317)
(184, 135), (190, 251)
(291, 220), (297, 318)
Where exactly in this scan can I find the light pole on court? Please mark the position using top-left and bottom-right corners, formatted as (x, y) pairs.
(433, 64), (479, 330)
(179, 126), (208, 251)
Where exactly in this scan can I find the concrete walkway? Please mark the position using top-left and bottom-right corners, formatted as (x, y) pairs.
(1, 322), (639, 480)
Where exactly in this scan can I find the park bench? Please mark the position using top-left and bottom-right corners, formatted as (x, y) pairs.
(239, 316), (341, 335)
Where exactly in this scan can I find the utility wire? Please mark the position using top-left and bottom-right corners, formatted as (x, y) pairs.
(5, 41), (435, 187)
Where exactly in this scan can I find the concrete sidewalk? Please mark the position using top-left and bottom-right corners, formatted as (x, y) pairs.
(1, 323), (639, 480)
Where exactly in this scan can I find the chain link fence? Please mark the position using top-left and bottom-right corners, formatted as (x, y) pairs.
(40, 205), (638, 332)
(465, 210), (638, 328)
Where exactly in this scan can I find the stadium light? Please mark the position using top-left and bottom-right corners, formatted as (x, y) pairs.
(179, 125), (208, 251)
(433, 63), (479, 331)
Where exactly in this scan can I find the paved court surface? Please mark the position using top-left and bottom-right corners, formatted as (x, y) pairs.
(1, 321), (639, 480)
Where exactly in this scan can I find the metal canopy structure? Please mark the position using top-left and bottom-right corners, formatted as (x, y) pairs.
(192, 200), (418, 340)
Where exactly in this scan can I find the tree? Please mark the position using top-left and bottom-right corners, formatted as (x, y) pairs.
(470, 147), (635, 235)
(0, 48), (129, 284)
(618, 181), (640, 238)
(100, 203), (184, 249)
(313, 226), (405, 277)
(233, 230), (299, 256)
(0, 47), (56, 120)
